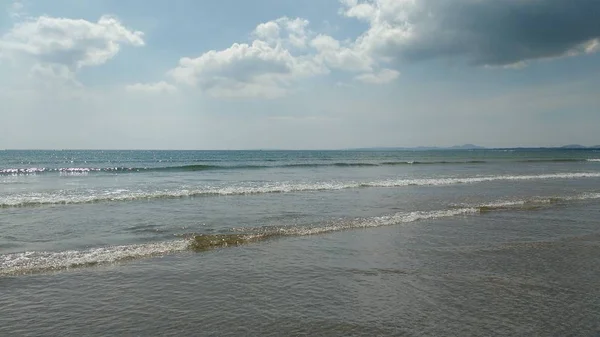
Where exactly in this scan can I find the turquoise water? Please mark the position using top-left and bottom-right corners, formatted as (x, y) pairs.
(1, 149), (600, 335)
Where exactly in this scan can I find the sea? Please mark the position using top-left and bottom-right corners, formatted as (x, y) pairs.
(1, 149), (599, 336)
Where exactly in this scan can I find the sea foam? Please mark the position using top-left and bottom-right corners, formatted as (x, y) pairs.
(1, 172), (600, 208)
(3, 192), (600, 275)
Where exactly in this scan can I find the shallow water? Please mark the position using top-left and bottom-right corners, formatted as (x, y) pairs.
(1, 149), (600, 335)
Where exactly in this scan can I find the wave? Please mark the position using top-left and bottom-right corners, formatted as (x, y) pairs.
(2, 172), (600, 208)
(0, 165), (229, 175)
(0, 208), (478, 276)
(464, 192), (600, 212)
(0, 162), (449, 175)
(517, 159), (589, 163)
(359, 172), (600, 188)
(2, 157), (598, 176)
(380, 160), (488, 165)
(188, 208), (480, 251)
(288, 163), (380, 168)
(3, 192), (600, 276)
(0, 163), (390, 175)
(0, 240), (190, 276)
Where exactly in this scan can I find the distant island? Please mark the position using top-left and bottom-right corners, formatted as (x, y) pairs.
(350, 144), (600, 151)
(448, 144), (487, 150)
(560, 144), (597, 149)
(555, 144), (600, 149)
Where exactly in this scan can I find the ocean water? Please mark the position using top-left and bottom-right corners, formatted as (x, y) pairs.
(1, 149), (599, 336)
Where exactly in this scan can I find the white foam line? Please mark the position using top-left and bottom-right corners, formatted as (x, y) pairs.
(276, 208), (479, 236)
(452, 192), (600, 210)
(1, 172), (600, 207)
(0, 240), (189, 276)
(1, 208), (480, 275)
(362, 172), (600, 188)
(562, 192), (600, 200)
(3, 192), (600, 275)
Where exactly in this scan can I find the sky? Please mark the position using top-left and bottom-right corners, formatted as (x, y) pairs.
(0, 0), (599, 150)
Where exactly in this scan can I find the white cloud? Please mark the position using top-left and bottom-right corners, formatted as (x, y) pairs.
(252, 17), (310, 49)
(165, 14), (401, 99)
(281, 17), (310, 49)
(168, 40), (296, 98)
(310, 34), (372, 72)
(355, 68), (399, 84)
(339, 0), (377, 21)
(579, 38), (599, 55)
(254, 21), (280, 42)
(168, 18), (326, 99)
(0, 15), (144, 80)
(126, 81), (177, 94)
(340, 0), (416, 61)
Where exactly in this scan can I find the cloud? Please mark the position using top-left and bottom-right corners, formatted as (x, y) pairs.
(166, 15), (401, 99)
(168, 18), (325, 99)
(29, 63), (82, 87)
(126, 81), (177, 94)
(341, 0), (600, 67)
(254, 21), (281, 42)
(310, 34), (373, 72)
(168, 40), (298, 98)
(253, 17), (311, 49)
(8, 1), (25, 19)
(0, 15), (144, 80)
(355, 68), (399, 84)
(160, 0), (600, 99)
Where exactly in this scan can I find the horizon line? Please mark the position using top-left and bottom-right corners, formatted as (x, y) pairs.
(1, 145), (599, 151)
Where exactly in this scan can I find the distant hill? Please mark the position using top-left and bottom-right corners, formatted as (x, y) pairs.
(350, 144), (486, 151)
(560, 144), (588, 149)
(448, 144), (486, 150)
(350, 144), (600, 151)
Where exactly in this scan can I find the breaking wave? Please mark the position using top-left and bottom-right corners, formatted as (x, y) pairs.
(0, 240), (190, 276)
(1, 157), (598, 176)
(0, 208), (477, 275)
(2, 172), (600, 208)
(2, 191), (599, 276)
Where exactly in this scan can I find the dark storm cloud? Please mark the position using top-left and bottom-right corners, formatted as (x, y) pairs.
(400, 0), (600, 65)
